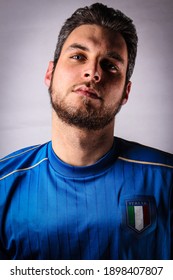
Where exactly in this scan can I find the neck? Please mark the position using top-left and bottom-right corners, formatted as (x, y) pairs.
(52, 113), (115, 166)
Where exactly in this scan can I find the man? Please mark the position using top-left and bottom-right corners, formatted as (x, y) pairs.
(0, 3), (173, 260)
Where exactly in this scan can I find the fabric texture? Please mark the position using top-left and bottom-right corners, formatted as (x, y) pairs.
(0, 137), (173, 260)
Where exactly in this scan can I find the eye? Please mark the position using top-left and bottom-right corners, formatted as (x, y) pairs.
(101, 59), (118, 73)
(70, 54), (86, 61)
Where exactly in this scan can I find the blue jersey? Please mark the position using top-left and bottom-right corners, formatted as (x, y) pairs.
(0, 137), (173, 260)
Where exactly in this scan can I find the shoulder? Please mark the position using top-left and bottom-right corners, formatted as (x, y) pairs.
(115, 137), (173, 169)
(0, 142), (50, 181)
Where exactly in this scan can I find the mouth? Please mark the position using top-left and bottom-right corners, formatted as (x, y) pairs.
(73, 86), (102, 100)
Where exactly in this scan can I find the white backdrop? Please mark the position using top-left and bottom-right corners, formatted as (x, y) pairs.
(0, 0), (173, 157)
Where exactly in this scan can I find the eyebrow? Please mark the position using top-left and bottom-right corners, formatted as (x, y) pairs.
(66, 43), (125, 64)
(66, 43), (89, 52)
(106, 51), (125, 64)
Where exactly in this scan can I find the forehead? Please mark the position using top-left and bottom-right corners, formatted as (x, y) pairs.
(62, 24), (128, 59)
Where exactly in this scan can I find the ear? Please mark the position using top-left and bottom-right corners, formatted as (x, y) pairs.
(121, 81), (132, 105)
(44, 61), (54, 88)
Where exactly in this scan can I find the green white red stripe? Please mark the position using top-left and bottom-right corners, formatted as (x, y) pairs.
(127, 201), (150, 232)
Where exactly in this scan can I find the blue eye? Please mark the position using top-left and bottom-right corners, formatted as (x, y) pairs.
(71, 54), (85, 60)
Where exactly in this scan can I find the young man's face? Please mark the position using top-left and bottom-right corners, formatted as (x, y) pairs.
(45, 24), (131, 130)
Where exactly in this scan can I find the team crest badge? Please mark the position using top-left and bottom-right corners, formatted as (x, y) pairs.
(126, 199), (151, 233)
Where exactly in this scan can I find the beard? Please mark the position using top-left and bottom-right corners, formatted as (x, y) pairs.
(49, 84), (124, 131)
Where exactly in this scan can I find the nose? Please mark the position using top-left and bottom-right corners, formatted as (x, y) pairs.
(82, 62), (101, 83)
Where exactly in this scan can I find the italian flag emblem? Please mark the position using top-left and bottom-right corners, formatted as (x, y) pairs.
(126, 200), (151, 232)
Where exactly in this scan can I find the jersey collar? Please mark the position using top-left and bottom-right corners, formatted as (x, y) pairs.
(48, 139), (119, 178)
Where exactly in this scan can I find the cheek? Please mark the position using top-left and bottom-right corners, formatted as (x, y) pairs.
(104, 83), (125, 105)
(53, 64), (79, 89)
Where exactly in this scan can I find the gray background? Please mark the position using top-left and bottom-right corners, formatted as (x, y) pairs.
(0, 0), (173, 157)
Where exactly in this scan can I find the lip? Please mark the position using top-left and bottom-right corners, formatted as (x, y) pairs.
(74, 86), (102, 100)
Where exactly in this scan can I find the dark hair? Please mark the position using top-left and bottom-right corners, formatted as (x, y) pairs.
(53, 2), (138, 81)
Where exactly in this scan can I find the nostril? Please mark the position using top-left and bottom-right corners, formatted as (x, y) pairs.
(83, 71), (100, 82)
(94, 74), (99, 81)
(84, 73), (90, 77)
